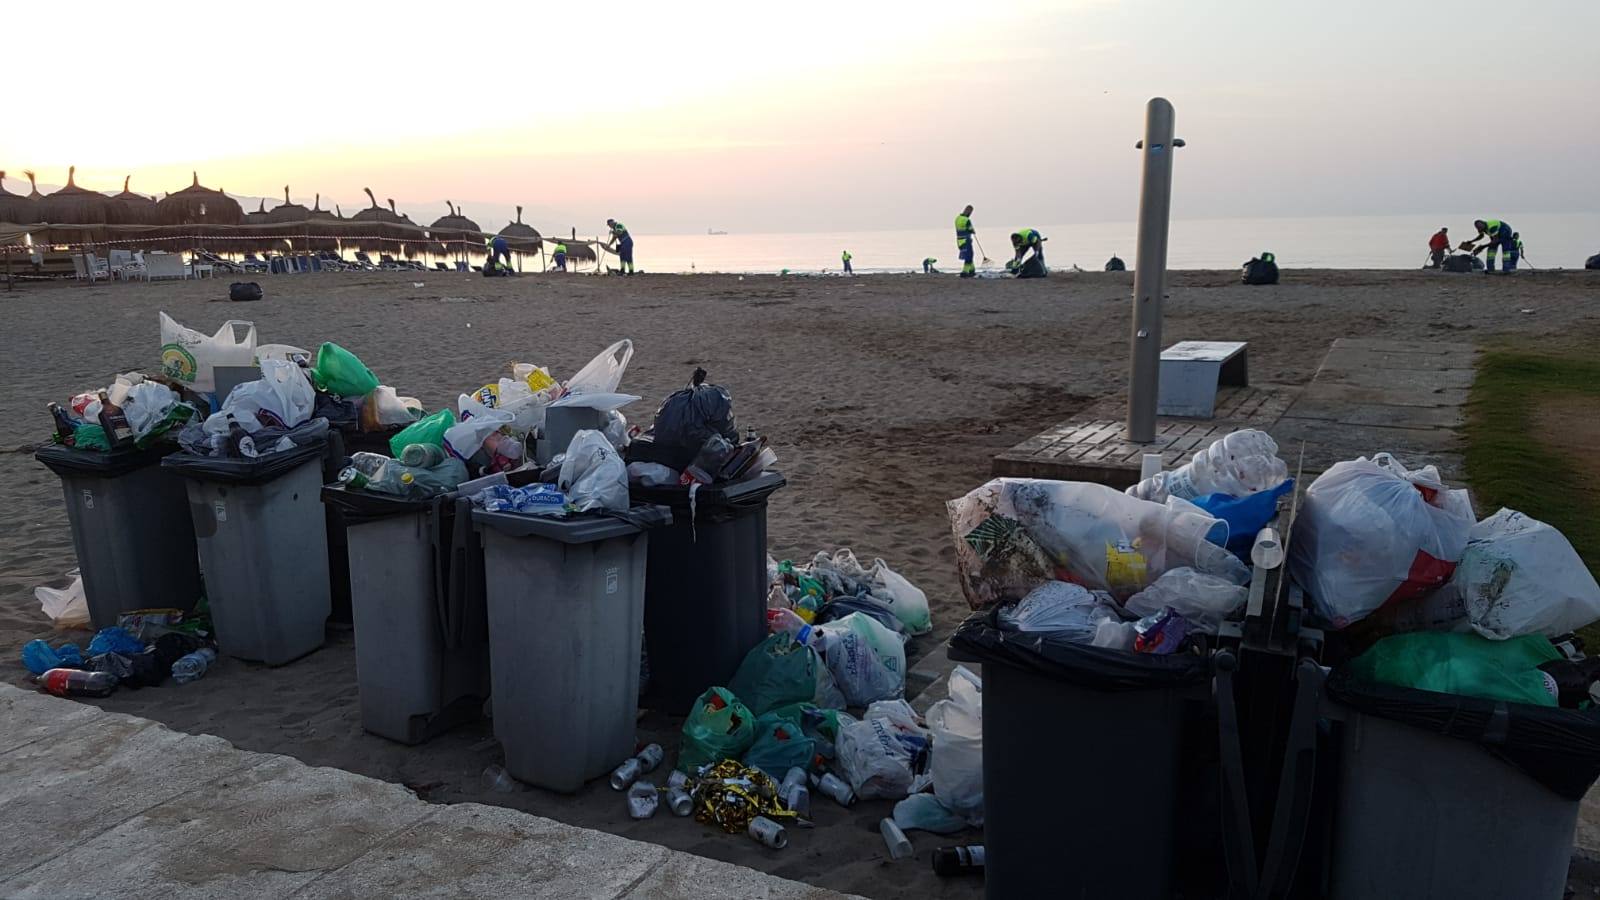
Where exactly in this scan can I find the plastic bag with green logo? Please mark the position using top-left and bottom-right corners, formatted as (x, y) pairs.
(677, 687), (756, 773)
(309, 342), (379, 398)
(388, 408), (455, 458)
(1345, 631), (1560, 707)
(728, 632), (846, 715)
(742, 712), (818, 779)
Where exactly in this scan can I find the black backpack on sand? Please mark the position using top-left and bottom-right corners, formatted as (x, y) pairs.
(1441, 255), (1475, 273)
(229, 282), (263, 302)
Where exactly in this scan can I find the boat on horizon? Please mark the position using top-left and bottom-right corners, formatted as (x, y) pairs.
(707, 228), (728, 235)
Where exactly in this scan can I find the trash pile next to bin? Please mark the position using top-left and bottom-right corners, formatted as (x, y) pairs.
(22, 608), (218, 698)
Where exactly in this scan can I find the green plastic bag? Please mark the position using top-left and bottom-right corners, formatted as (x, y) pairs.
(742, 712), (818, 779)
(388, 408), (455, 458)
(69, 424), (111, 451)
(762, 702), (852, 760)
(728, 632), (847, 716)
(310, 342), (379, 398)
(1346, 632), (1560, 707)
(678, 687), (756, 774)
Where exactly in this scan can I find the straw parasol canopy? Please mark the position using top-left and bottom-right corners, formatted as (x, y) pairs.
(497, 205), (542, 252)
(153, 172), (245, 227)
(430, 201), (481, 257)
(35, 166), (116, 243)
(264, 185), (309, 223)
(0, 171), (36, 226)
(108, 175), (158, 226)
(304, 193), (342, 252)
(349, 187), (413, 252)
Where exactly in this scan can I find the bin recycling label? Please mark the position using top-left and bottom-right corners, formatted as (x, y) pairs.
(81, 488), (94, 510)
(605, 567), (619, 595)
(213, 500), (227, 523)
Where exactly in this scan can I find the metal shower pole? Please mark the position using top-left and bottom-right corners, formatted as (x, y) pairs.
(1126, 97), (1185, 443)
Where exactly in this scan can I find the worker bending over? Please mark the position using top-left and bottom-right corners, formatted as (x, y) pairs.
(1465, 219), (1517, 273)
(1008, 228), (1047, 278)
(922, 257), (939, 274)
(486, 234), (512, 273)
(607, 218), (635, 275)
(1427, 227), (1450, 268)
(553, 241), (568, 272)
(955, 205), (977, 278)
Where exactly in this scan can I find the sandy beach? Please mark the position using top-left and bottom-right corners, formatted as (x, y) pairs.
(2, 268), (1597, 898)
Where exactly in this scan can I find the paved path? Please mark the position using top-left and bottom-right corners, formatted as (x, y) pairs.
(0, 684), (850, 900)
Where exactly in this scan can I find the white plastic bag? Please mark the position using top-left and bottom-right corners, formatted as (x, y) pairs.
(446, 393), (515, 460)
(367, 385), (420, 426)
(255, 343), (312, 365)
(628, 461), (679, 487)
(602, 410), (631, 451)
(494, 376), (561, 436)
(35, 571), (89, 629)
(948, 477), (1245, 608)
(926, 666), (983, 823)
(203, 360), (314, 433)
(159, 312), (257, 393)
(870, 559), (933, 636)
(120, 381), (181, 439)
(1125, 566), (1249, 630)
(837, 699), (930, 801)
(1452, 508), (1600, 640)
(893, 794), (970, 834)
(999, 581), (1122, 641)
(1289, 453), (1474, 629)
(564, 339), (634, 395)
(558, 430), (629, 512)
(814, 611), (907, 706)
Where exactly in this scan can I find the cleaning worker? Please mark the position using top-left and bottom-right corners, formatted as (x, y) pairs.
(842, 249), (853, 275)
(606, 218), (635, 275)
(1465, 218), (1517, 274)
(1514, 232), (1527, 266)
(1427, 227), (1450, 268)
(1008, 228), (1047, 278)
(553, 241), (568, 272)
(955, 205), (976, 278)
(486, 234), (512, 273)
(922, 257), (939, 274)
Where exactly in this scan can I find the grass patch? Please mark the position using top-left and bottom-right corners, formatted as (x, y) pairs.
(1463, 350), (1600, 645)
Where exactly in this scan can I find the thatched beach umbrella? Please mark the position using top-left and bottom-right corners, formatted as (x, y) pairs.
(153, 173), (245, 227)
(430, 201), (481, 260)
(349, 187), (412, 253)
(498, 205), (542, 252)
(304, 193), (342, 252)
(37, 166), (113, 244)
(109, 175), (158, 224)
(0, 171), (36, 225)
(261, 185), (311, 256)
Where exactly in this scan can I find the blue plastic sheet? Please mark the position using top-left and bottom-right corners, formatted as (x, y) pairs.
(1191, 479), (1294, 556)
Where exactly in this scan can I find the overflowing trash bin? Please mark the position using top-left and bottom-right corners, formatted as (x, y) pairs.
(35, 443), (201, 629)
(473, 505), (670, 792)
(634, 472), (787, 711)
(164, 430), (332, 665)
(321, 486), (489, 744)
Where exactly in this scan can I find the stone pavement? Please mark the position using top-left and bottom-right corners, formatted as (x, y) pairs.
(0, 684), (850, 900)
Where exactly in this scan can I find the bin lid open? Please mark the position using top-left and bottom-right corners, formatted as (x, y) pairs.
(473, 504), (671, 544)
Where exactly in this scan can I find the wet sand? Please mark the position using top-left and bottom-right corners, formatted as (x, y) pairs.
(2, 268), (1597, 898)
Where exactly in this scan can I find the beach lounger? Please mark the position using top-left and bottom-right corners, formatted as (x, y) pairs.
(434, 262), (450, 271)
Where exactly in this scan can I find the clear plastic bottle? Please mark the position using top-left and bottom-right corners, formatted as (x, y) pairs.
(880, 818), (913, 859)
(171, 647), (217, 684)
(1128, 429), (1288, 502)
(399, 443), (447, 467)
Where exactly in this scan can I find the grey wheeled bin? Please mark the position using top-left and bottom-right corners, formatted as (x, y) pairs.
(164, 440), (330, 665)
(35, 443), (202, 629)
(1321, 668), (1600, 900)
(474, 506), (671, 792)
(632, 472), (786, 712)
(321, 486), (489, 744)
(950, 608), (1219, 900)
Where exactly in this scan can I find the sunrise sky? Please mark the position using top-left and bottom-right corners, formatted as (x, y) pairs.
(4, 0), (1597, 233)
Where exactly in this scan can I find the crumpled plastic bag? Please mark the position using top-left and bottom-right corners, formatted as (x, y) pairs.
(678, 687), (757, 773)
(88, 626), (144, 656)
(444, 393), (515, 462)
(741, 712), (818, 779)
(363, 386), (420, 427)
(926, 666), (983, 823)
(558, 430), (628, 512)
(1450, 508), (1600, 640)
(564, 339), (633, 395)
(119, 381), (181, 439)
(837, 699), (931, 801)
(388, 408), (455, 458)
(309, 341), (379, 398)
(893, 793), (971, 835)
(949, 478), (1246, 609)
(35, 571), (89, 629)
(1125, 566), (1249, 630)
(813, 612), (907, 706)
(203, 359), (314, 433)
(998, 581), (1123, 641)
(1289, 453), (1474, 629)
(729, 632), (847, 715)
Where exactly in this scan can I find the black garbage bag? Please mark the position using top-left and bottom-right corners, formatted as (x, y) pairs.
(1441, 254), (1476, 273)
(229, 282), (264, 302)
(1015, 255), (1048, 279)
(1586, 253), (1600, 270)
(1105, 255), (1126, 272)
(949, 606), (1212, 691)
(637, 368), (738, 471)
(1241, 255), (1279, 285)
(1325, 667), (1600, 801)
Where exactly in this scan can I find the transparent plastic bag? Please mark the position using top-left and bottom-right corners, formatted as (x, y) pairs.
(1453, 508), (1600, 640)
(926, 666), (983, 822)
(1125, 566), (1249, 630)
(564, 339), (634, 395)
(998, 581), (1123, 641)
(837, 700), (930, 801)
(1127, 429), (1288, 503)
(35, 571), (89, 629)
(813, 612), (907, 706)
(557, 430), (628, 512)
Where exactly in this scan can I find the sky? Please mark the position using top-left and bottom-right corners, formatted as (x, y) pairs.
(3, 0), (1598, 234)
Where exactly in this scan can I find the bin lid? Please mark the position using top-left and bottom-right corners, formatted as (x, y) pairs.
(1325, 667), (1600, 801)
(162, 440), (327, 486)
(472, 504), (671, 544)
(630, 471), (787, 510)
(320, 483), (434, 521)
(948, 607), (1213, 692)
(35, 441), (179, 479)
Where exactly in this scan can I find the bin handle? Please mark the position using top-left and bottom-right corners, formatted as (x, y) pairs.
(1257, 659), (1324, 899)
(1213, 650), (1261, 899)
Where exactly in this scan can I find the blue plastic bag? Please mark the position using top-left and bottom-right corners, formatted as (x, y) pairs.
(1192, 479), (1294, 556)
(21, 640), (84, 675)
(87, 627), (145, 657)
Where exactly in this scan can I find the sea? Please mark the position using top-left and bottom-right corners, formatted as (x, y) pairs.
(623, 213), (1600, 275)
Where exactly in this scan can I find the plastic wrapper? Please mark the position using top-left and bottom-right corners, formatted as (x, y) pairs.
(1289, 453), (1474, 629)
(688, 759), (796, 833)
(475, 484), (569, 516)
(1132, 608), (1193, 654)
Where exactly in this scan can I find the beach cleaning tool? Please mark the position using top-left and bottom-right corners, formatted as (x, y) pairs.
(1127, 97), (1184, 444)
(973, 236), (993, 265)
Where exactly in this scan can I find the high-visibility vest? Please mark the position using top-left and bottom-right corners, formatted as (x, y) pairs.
(555, 243), (568, 255)
(955, 214), (973, 245)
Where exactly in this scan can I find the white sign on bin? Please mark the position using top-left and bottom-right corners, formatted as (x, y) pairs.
(606, 568), (619, 595)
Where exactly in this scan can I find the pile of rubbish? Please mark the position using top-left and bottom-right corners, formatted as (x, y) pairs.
(624, 366), (777, 488)
(45, 372), (201, 452)
(766, 549), (933, 637)
(21, 607), (218, 697)
(599, 661), (983, 859)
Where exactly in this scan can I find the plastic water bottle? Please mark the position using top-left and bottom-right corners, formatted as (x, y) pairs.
(399, 443), (447, 467)
(171, 648), (217, 684)
(1128, 429), (1288, 502)
(880, 818), (913, 859)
